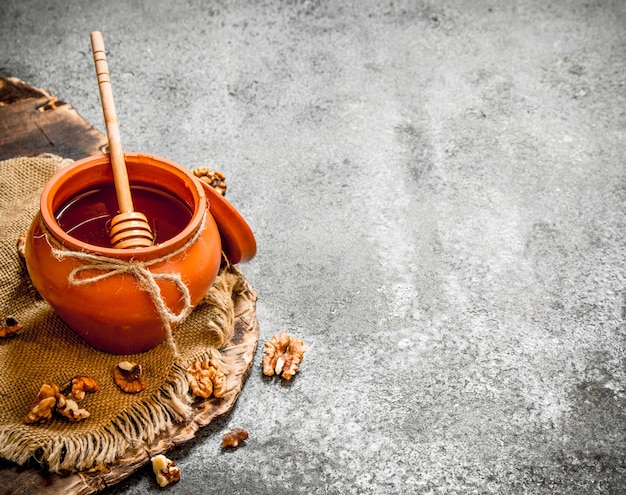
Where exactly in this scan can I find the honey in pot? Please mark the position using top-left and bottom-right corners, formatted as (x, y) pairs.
(55, 183), (193, 247)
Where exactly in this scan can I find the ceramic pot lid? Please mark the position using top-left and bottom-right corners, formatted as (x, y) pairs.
(201, 181), (257, 264)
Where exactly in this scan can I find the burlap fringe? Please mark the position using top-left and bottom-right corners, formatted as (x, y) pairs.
(0, 363), (194, 472)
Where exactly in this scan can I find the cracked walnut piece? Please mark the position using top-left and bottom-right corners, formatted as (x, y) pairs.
(186, 359), (227, 399)
(151, 454), (181, 487)
(222, 428), (248, 448)
(113, 361), (147, 393)
(262, 332), (306, 380)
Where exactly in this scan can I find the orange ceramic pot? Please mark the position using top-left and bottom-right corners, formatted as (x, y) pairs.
(24, 152), (223, 355)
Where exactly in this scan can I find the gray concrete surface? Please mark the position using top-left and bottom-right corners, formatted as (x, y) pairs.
(2, 0), (625, 493)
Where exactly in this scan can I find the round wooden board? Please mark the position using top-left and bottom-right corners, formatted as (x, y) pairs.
(0, 76), (260, 494)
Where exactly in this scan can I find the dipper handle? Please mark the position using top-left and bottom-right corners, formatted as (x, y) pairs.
(90, 31), (154, 249)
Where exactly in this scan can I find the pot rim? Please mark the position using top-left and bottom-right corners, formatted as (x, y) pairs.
(40, 152), (207, 260)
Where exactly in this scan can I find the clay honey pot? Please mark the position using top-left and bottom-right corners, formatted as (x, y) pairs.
(24, 152), (256, 355)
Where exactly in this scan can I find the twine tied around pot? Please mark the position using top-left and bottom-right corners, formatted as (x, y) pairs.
(42, 211), (209, 360)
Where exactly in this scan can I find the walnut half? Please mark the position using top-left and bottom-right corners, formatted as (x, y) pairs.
(24, 382), (59, 424)
(186, 359), (227, 399)
(262, 332), (306, 380)
(221, 428), (249, 448)
(113, 361), (147, 393)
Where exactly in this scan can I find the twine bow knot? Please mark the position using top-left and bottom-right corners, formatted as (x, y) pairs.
(61, 254), (193, 328)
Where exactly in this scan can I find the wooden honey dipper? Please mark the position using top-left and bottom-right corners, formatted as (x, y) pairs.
(90, 31), (154, 249)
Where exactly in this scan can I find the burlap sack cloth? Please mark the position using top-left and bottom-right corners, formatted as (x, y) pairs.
(0, 154), (250, 472)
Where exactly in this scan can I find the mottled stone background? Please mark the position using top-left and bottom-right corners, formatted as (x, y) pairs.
(1, 0), (624, 493)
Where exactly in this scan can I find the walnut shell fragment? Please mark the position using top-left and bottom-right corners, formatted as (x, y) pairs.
(0, 317), (23, 338)
(151, 454), (181, 487)
(222, 428), (249, 448)
(262, 332), (306, 380)
(113, 361), (147, 393)
(186, 359), (227, 399)
(192, 166), (227, 195)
